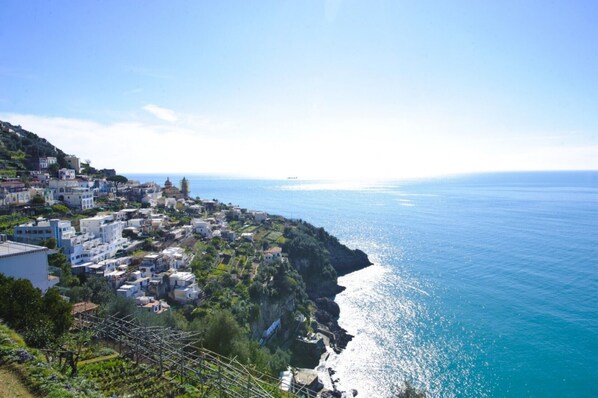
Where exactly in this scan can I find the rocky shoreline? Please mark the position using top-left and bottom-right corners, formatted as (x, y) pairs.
(311, 249), (372, 396)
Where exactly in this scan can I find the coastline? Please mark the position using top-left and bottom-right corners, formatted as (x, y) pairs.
(309, 251), (372, 396)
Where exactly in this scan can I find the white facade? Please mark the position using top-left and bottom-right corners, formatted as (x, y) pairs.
(80, 215), (126, 245)
(58, 168), (76, 180)
(264, 247), (283, 263)
(39, 157), (57, 170)
(49, 178), (80, 191)
(191, 219), (213, 238)
(75, 215), (128, 263)
(0, 241), (58, 292)
(116, 284), (139, 298)
(252, 211), (268, 222)
(13, 218), (74, 247)
(62, 188), (94, 210)
(161, 247), (189, 270)
(0, 189), (31, 206)
(169, 271), (201, 303)
(12, 218), (112, 264)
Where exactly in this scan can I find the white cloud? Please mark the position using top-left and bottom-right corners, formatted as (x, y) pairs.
(1, 111), (596, 181)
(142, 104), (178, 123)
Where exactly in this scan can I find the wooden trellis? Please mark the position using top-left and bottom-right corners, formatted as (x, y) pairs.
(74, 312), (316, 398)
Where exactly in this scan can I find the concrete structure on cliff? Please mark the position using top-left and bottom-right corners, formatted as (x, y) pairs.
(0, 238), (58, 292)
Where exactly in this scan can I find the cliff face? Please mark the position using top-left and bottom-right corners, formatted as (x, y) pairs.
(250, 296), (295, 340)
(283, 221), (372, 354)
(284, 221), (372, 298)
(327, 242), (372, 276)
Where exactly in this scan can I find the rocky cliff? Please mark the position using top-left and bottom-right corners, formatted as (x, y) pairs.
(327, 242), (372, 276)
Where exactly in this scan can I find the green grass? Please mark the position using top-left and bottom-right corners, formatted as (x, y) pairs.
(265, 231), (283, 242)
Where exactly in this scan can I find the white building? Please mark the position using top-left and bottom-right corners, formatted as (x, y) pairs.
(0, 239), (58, 292)
(12, 218), (112, 264)
(116, 283), (139, 298)
(39, 157), (57, 170)
(252, 211), (268, 222)
(241, 232), (254, 242)
(264, 247), (283, 263)
(136, 296), (169, 314)
(62, 188), (94, 210)
(80, 215), (127, 246)
(169, 271), (201, 303)
(49, 178), (80, 192)
(191, 219), (213, 238)
(0, 189), (30, 206)
(75, 215), (128, 263)
(13, 218), (74, 247)
(161, 247), (189, 270)
(58, 168), (76, 180)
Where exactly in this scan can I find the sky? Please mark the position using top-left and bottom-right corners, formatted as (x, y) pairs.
(1, 1), (597, 180)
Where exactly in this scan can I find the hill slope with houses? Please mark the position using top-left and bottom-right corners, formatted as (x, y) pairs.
(0, 120), (374, 397)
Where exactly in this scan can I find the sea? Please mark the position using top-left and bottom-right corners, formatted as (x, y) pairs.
(128, 171), (598, 397)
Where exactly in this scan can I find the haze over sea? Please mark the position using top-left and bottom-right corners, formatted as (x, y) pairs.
(129, 171), (598, 397)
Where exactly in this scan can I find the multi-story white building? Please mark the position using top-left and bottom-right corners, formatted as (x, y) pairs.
(0, 239), (58, 292)
(161, 247), (189, 270)
(191, 218), (213, 238)
(0, 188), (30, 206)
(80, 215), (126, 246)
(15, 216), (128, 265)
(61, 188), (94, 210)
(39, 156), (57, 170)
(251, 211), (268, 222)
(169, 271), (201, 303)
(13, 218), (74, 247)
(58, 168), (76, 180)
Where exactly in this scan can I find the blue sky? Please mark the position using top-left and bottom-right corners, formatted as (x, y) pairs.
(1, 1), (597, 179)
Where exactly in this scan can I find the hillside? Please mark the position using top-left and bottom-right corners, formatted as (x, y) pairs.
(0, 120), (68, 177)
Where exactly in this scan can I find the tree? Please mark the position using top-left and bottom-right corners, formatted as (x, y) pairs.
(107, 175), (128, 194)
(83, 276), (115, 305)
(43, 287), (73, 337)
(193, 309), (246, 358)
(30, 194), (45, 205)
(0, 278), (72, 348)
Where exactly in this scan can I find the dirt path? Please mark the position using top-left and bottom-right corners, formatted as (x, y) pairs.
(0, 366), (35, 398)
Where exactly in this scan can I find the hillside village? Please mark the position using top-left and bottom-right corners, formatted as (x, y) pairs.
(0, 120), (372, 397)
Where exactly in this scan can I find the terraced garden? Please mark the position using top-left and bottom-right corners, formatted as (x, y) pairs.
(79, 357), (184, 398)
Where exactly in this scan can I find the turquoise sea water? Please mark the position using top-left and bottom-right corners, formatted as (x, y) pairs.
(128, 171), (598, 397)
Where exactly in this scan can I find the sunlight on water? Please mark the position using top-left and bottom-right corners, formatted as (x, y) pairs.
(277, 181), (393, 192)
(330, 238), (487, 398)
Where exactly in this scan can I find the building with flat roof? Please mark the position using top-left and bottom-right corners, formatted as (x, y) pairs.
(0, 239), (58, 292)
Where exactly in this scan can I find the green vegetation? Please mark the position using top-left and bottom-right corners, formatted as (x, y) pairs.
(0, 213), (32, 235)
(79, 358), (183, 397)
(106, 175), (128, 193)
(0, 275), (72, 348)
(0, 121), (67, 173)
(282, 223), (338, 296)
(0, 323), (103, 397)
